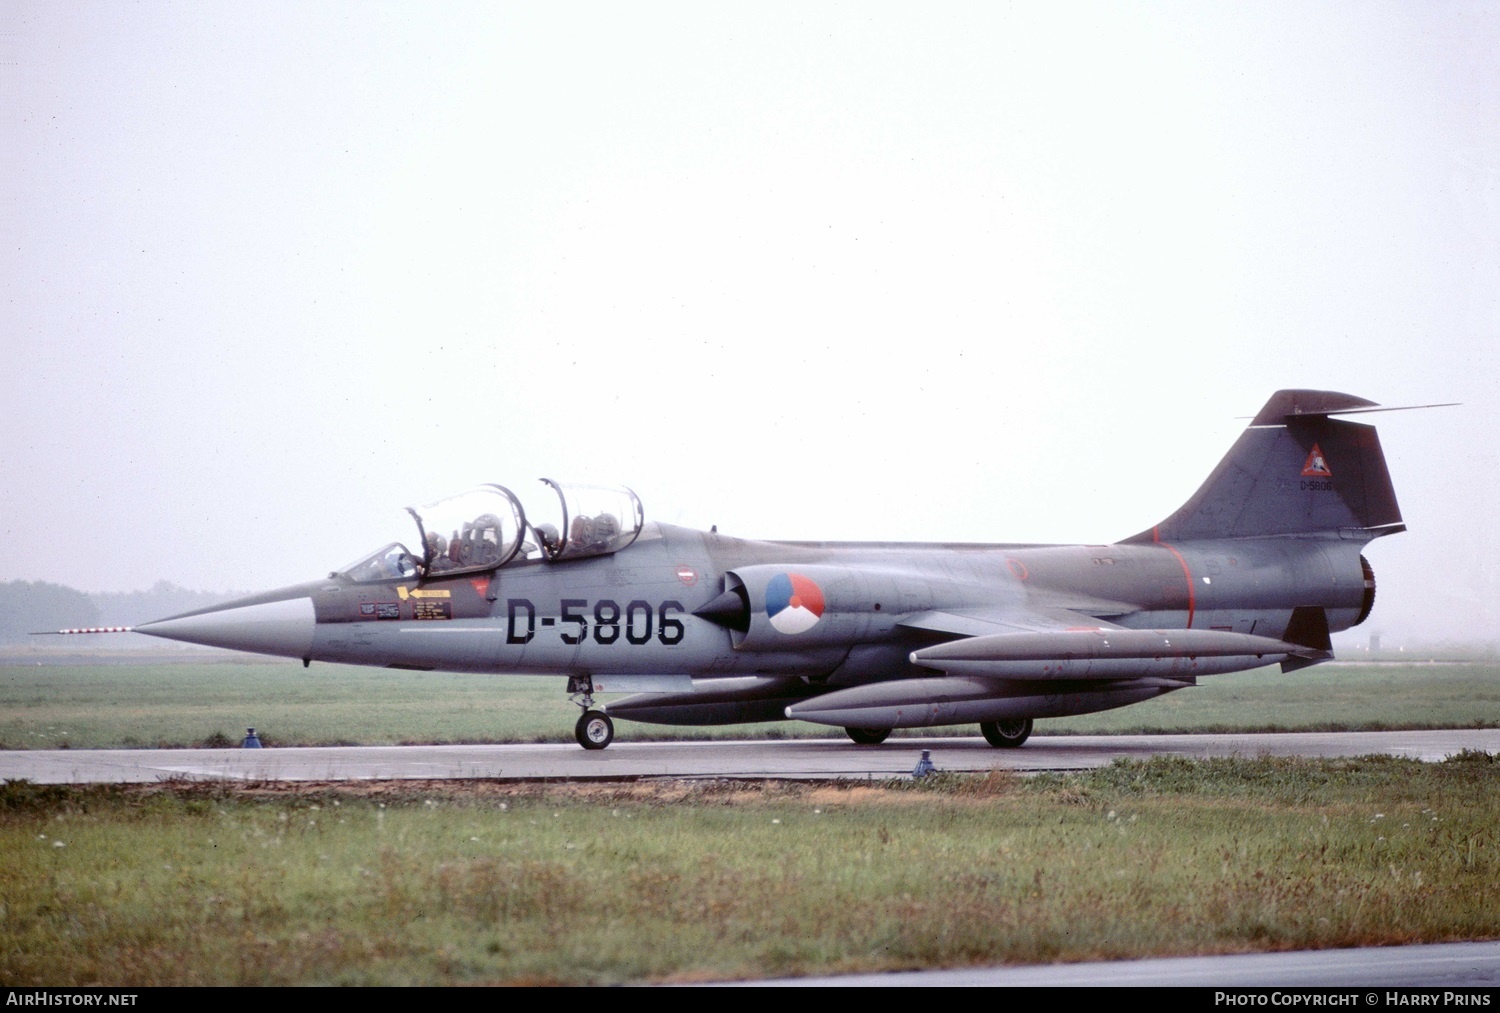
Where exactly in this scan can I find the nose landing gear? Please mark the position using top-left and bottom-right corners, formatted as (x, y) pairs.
(568, 675), (615, 750)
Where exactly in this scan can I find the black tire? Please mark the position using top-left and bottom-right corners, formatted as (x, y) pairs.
(980, 717), (1033, 748)
(575, 710), (614, 750)
(844, 726), (892, 746)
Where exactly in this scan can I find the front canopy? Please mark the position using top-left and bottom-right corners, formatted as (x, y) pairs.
(408, 485), (529, 575)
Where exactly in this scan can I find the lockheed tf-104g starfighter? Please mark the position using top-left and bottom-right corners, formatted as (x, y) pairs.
(106, 389), (1408, 749)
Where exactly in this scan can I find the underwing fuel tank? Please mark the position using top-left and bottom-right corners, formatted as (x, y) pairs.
(785, 677), (1191, 728)
(909, 628), (1318, 680)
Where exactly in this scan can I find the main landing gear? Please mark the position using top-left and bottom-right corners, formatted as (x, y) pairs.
(568, 675), (614, 750)
(844, 726), (892, 745)
(980, 717), (1033, 748)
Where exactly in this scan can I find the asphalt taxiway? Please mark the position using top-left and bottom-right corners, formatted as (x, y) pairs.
(751, 940), (1500, 987)
(2, 728), (1496, 784)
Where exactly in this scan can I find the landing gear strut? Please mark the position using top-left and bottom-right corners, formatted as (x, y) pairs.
(568, 675), (614, 750)
(980, 717), (1033, 748)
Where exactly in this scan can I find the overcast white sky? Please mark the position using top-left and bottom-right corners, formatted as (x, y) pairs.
(2, 2), (1496, 646)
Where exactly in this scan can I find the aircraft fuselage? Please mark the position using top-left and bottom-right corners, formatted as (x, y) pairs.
(145, 524), (1370, 682)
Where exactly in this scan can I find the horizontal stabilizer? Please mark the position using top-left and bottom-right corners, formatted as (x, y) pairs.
(1249, 389), (1379, 423)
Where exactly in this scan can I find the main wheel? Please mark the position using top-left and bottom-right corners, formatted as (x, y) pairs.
(980, 717), (1033, 748)
(575, 710), (614, 750)
(844, 726), (892, 745)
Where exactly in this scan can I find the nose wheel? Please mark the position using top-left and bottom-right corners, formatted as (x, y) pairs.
(567, 675), (614, 750)
(575, 710), (614, 750)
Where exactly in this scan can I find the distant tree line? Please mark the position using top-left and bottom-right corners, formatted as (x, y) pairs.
(0, 581), (99, 642)
(0, 580), (241, 644)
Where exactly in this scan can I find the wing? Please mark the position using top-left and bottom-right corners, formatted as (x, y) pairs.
(898, 605), (1116, 639)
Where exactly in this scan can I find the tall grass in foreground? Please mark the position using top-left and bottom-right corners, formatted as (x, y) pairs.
(2, 753), (1497, 985)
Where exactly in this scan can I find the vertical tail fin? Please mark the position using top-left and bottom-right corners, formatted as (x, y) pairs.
(1123, 389), (1405, 544)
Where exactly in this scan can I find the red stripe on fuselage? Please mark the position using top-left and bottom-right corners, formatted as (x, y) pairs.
(1158, 540), (1196, 628)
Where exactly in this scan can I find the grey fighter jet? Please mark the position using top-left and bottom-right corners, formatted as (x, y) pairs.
(125, 389), (1406, 749)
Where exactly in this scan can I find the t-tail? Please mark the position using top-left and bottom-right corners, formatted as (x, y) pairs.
(1122, 389), (1406, 546)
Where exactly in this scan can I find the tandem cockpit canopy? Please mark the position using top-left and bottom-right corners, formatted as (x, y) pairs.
(335, 481), (644, 583)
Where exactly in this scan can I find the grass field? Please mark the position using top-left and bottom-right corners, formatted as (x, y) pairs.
(1, 660), (1497, 749)
(2, 754), (1497, 985)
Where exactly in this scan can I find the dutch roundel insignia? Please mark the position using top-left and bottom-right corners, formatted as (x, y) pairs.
(765, 573), (826, 635)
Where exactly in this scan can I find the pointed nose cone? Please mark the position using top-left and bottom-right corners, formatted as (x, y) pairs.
(135, 594), (316, 660)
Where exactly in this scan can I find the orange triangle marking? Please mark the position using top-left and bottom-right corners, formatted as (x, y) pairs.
(1301, 444), (1332, 478)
